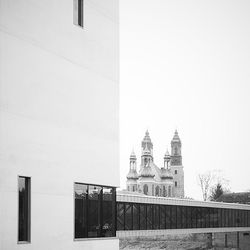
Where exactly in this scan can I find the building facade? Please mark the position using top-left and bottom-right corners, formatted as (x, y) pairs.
(0, 1), (119, 250)
(126, 130), (184, 198)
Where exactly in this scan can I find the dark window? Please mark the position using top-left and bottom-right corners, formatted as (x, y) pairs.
(143, 184), (148, 195)
(73, 0), (84, 28)
(155, 186), (160, 196)
(18, 176), (31, 242)
(175, 170), (177, 174)
(74, 183), (116, 239)
(75, 183), (87, 238)
(163, 186), (166, 197)
(168, 186), (171, 197)
(175, 181), (177, 187)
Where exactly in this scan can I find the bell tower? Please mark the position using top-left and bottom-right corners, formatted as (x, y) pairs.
(170, 130), (184, 198)
(171, 130), (182, 166)
(126, 150), (139, 192)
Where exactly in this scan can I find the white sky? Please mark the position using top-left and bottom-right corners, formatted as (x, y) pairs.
(119, 0), (250, 200)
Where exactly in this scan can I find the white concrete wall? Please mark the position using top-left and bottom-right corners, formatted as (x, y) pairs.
(0, 0), (119, 249)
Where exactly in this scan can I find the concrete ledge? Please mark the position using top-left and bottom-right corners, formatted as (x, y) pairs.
(117, 227), (250, 238)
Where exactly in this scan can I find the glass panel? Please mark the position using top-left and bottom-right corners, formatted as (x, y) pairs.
(176, 206), (182, 229)
(88, 185), (102, 237)
(146, 205), (153, 229)
(232, 209), (236, 227)
(18, 177), (30, 242)
(196, 207), (202, 228)
(74, 183), (87, 238)
(133, 204), (139, 230)
(154, 205), (160, 229)
(159, 205), (166, 229)
(140, 204), (147, 230)
(218, 208), (222, 228)
(228, 209), (233, 227)
(225, 209), (229, 227)
(125, 203), (132, 230)
(221, 208), (225, 227)
(191, 207), (197, 228)
(186, 206), (192, 228)
(240, 210), (244, 227)
(248, 210), (250, 227)
(166, 205), (171, 229)
(171, 206), (177, 229)
(182, 206), (187, 228)
(102, 187), (114, 236)
(214, 208), (219, 227)
(117, 203), (125, 230)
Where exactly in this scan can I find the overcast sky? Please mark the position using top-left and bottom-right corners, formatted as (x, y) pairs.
(119, 0), (250, 200)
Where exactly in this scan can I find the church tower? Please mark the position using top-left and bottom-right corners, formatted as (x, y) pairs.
(138, 131), (155, 195)
(126, 150), (139, 192)
(170, 130), (184, 198)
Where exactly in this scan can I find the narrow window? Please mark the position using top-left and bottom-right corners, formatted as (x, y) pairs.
(175, 181), (177, 187)
(74, 183), (87, 238)
(18, 176), (31, 242)
(73, 0), (84, 28)
(175, 170), (177, 174)
(143, 184), (148, 195)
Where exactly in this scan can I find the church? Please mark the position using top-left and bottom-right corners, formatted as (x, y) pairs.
(126, 130), (185, 198)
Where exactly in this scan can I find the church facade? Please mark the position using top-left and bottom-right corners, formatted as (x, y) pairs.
(126, 130), (184, 198)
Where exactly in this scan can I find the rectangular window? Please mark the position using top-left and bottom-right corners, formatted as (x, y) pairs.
(74, 183), (116, 239)
(175, 170), (177, 174)
(18, 176), (31, 242)
(175, 181), (177, 187)
(73, 0), (84, 28)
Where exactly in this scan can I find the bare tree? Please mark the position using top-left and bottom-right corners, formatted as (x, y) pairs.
(197, 170), (230, 201)
(197, 171), (216, 201)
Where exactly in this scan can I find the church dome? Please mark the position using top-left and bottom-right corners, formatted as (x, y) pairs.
(126, 169), (139, 180)
(160, 168), (173, 180)
(139, 165), (155, 178)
